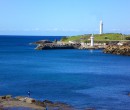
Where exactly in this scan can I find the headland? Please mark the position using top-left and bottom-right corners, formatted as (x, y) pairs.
(31, 33), (130, 56)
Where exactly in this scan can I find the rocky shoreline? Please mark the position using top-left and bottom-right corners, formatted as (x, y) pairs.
(0, 95), (75, 110)
(103, 45), (130, 56)
(31, 39), (130, 56)
(30, 40), (105, 50)
(1, 93), (130, 110)
(0, 95), (97, 110)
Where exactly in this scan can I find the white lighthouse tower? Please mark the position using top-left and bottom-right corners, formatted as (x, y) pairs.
(100, 20), (103, 34)
(90, 34), (94, 47)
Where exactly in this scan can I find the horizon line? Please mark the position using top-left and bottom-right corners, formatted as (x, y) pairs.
(0, 32), (128, 37)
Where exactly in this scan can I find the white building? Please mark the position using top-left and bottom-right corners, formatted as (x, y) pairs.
(90, 34), (94, 47)
(100, 20), (103, 34)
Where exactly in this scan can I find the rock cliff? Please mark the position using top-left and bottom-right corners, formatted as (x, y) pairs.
(103, 45), (130, 56)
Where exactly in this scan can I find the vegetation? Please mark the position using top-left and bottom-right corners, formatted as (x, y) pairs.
(125, 36), (130, 40)
(61, 33), (130, 43)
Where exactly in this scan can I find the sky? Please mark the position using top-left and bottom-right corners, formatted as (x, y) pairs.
(0, 0), (130, 36)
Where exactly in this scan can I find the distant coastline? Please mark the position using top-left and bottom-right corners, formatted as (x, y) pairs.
(30, 33), (130, 56)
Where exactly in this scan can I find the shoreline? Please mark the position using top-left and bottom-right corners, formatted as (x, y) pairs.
(2, 93), (130, 110)
(31, 40), (106, 50)
(103, 45), (130, 56)
(31, 39), (130, 56)
(0, 95), (97, 110)
(0, 95), (75, 110)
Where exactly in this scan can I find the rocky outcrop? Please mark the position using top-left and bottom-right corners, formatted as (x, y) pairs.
(35, 43), (78, 50)
(31, 40), (53, 45)
(41, 100), (74, 110)
(15, 96), (35, 104)
(103, 45), (130, 56)
(25, 98), (35, 104)
(31, 39), (106, 50)
(0, 95), (12, 100)
(0, 95), (74, 110)
(32, 40), (81, 50)
(15, 96), (26, 101)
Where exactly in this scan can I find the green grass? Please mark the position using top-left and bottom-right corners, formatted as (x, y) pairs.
(61, 33), (130, 43)
(61, 34), (91, 42)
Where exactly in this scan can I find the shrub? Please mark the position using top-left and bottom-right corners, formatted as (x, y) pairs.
(125, 37), (130, 40)
(61, 37), (68, 41)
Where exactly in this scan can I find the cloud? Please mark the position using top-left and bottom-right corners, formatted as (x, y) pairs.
(112, 29), (120, 31)
(45, 28), (81, 32)
(23, 28), (40, 31)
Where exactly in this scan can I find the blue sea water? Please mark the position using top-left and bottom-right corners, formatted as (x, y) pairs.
(0, 35), (130, 110)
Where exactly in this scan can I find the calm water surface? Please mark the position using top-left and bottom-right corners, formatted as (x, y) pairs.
(0, 36), (130, 110)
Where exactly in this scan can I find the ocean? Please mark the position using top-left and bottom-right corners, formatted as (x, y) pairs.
(0, 35), (130, 110)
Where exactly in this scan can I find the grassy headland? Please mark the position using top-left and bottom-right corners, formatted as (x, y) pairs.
(61, 33), (130, 43)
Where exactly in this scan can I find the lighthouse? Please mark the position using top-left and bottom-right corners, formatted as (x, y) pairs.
(90, 34), (94, 47)
(100, 20), (103, 34)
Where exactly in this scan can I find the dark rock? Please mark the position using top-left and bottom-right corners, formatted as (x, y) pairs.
(54, 102), (72, 107)
(103, 45), (130, 56)
(6, 95), (12, 99)
(33, 40), (53, 45)
(42, 100), (74, 110)
(15, 96), (26, 102)
(26, 98), (35, 104)
(43, 100), (53, 104)
(0, 96), (6, 100)
(1, 95), (75, 110)
(34, 100), (46, 107)
(32, 39), (81, 50)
